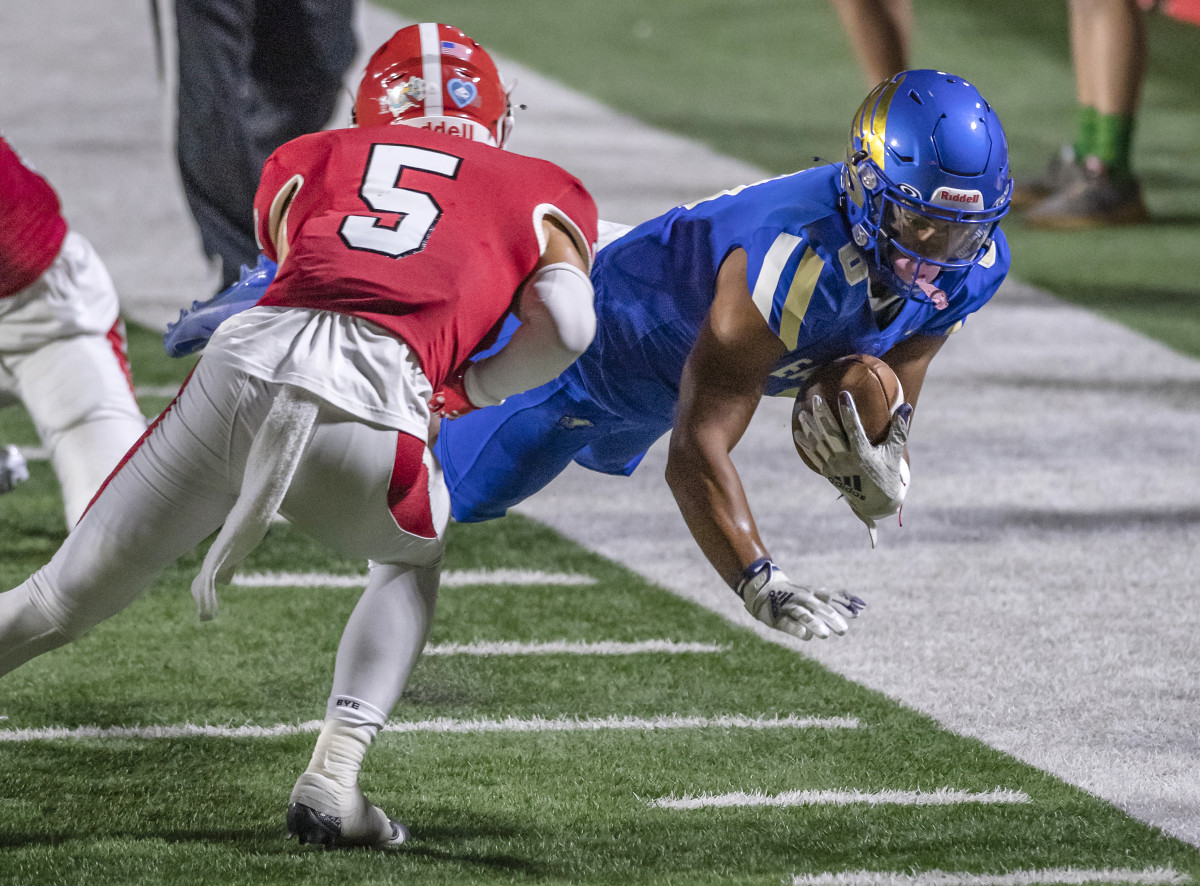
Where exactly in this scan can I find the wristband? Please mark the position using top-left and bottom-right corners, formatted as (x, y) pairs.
(735, 557), (776, 601)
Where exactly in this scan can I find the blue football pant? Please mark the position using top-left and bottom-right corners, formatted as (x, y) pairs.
(433, 372), (672, 523)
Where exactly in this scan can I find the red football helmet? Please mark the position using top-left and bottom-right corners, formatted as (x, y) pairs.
(353, 23), (513, 147)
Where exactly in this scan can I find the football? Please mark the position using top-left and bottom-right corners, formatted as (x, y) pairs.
(791, 354), (904, 472)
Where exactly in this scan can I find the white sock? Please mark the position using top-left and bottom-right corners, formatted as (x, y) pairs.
(305, 718), (380, 789)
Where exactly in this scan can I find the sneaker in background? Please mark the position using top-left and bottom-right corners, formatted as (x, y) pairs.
(1024, 156), (1149, 230)
(1010, 145), (1086, 210)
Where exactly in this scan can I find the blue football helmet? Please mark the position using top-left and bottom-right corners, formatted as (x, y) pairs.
(840, 70), (1012, 304)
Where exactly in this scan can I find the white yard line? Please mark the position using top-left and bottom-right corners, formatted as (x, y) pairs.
(231, 569), (597, 587)
(424, 639), (728, 655)
(133, 384), (183, 398)
(0, 713), (857, 743)
(650, 787), (1029, 810)
(789, 868), (1190, 886)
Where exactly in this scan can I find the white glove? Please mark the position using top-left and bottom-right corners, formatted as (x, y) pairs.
(794, 393), (911, 547)
(735, 559), (864, 640)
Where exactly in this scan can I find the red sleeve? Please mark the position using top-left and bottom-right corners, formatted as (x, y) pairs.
(253, 143), (307, 263)
(546, 175), (599, 267)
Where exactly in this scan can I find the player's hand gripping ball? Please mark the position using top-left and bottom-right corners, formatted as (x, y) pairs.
(791, 354), (903, 473)
(791, 355), (911, 546)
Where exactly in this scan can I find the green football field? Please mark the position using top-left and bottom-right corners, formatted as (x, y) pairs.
(1, 330), (1198, 885)
(3, 2), (1200, 884)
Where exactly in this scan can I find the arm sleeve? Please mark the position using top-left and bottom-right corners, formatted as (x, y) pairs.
(463, 262), (596, 407)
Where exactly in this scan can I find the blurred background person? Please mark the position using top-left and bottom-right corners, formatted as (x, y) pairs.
(1019, 0), (1150, 227)
(153, 0), (358, 291)
(0, 135), (147, 529)
(829, 0), (913, 86)
(831, 0), (1150, 228)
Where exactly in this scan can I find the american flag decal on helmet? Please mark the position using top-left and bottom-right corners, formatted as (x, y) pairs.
(440, 40), (472, 61)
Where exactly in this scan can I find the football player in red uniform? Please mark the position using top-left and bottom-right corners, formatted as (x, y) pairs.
(0, 24), (599, 849)
(0, 136), (148, 528)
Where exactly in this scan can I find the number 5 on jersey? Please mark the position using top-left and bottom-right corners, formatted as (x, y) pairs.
(339, 144), (462, 259)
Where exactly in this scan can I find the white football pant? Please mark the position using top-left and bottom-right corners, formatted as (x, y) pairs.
(0, 354), (448, 728)
(0, 231), (147, 527)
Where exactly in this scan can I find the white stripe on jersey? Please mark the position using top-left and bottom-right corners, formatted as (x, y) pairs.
(419, 22), (444, 119)
(751, 232), (802, 323)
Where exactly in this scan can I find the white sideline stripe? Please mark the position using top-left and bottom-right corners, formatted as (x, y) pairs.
(651, 787), (1029, 810)
(134, 384), (182, 398)
(424, 639), (729, 655)
(0, 714), (857, 743)
(789, 867), (1189, 886)
(230, 569), (597, 587)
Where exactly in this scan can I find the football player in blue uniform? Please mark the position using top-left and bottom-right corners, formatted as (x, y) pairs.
(433, 70), (1013, 642)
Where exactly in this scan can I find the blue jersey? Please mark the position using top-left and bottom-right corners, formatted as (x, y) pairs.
(575, 162), (1009, 416)
(435, 162), (1010, 522)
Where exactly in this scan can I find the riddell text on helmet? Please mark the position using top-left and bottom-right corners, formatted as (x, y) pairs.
(934, 187), (982, 206)
(423, 120), (477, 139)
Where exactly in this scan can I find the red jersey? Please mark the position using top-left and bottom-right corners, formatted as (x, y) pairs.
(0, 137), (68, 298)
(254, 125), (598, 389)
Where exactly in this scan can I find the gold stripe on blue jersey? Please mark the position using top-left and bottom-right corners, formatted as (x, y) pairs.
(777, 248), (824, 350)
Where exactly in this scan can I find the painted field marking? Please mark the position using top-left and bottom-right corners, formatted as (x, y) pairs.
(651, 788), (1029, 810)
(0, 713), (857, 743)
(134, 384), (184, 398)
(788, 867), (1189, 886)
(424, 639), (729, 656)
(231, 569), (597, 588)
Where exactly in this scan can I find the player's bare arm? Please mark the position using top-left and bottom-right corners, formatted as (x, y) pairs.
(668, 249), (857, 641)
(431, 215), (596, 418)
(666, 247), (784, 590)
(880, 331), (948, 423)
(536, 215), (591, 273)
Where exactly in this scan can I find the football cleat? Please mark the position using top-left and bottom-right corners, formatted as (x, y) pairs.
(1010, 145), (1085, 210)
(163, 255), (277, 357)
(286, 772), (409, 850)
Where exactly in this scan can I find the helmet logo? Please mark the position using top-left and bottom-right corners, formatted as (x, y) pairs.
(383, 77), (426, 117)
(931, 187), (983, 208)
(447, 78), (479, 108)
(440, 40), (473, 61)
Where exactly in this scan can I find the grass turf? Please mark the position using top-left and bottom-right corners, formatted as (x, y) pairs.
(1, 325), (1198, 883)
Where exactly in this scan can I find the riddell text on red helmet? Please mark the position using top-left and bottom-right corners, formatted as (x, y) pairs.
(423, 120), (477, 139)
